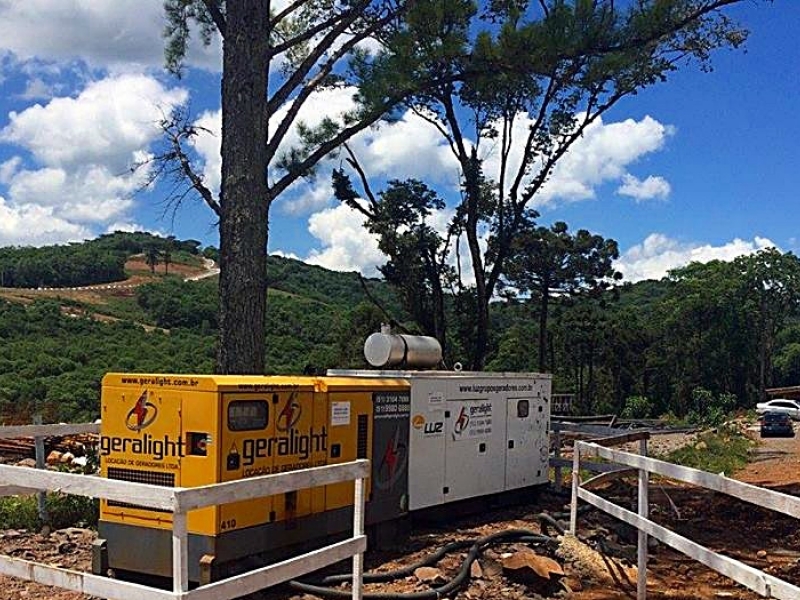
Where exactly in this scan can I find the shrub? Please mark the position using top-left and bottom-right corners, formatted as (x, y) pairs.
(621, 395), (652, 419)
(0, 492), (98, 531)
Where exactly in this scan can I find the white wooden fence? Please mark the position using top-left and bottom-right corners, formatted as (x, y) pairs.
(0, 422), (369, 600)
(570, 435), (800, 600)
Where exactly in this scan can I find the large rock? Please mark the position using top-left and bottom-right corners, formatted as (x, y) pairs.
(414, 567), (446, 585)
(502, 547), (564, 582)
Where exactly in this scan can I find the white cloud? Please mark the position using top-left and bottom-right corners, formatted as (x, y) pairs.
(297, 200), (487, 284)
(617, 174), (671, 201)
(105, 221), (166, 237)
(2, 74), (188, 171)
(617, 233), (777, 282)
(303, 204), (384, 276)
(0, 74), (187, 245)
(482, 114), (674, 205)
(0, 157), (21, 184)
(191, 109), (222, 197)
(0, 196), (92, 246)
(16, 77), (56, 100)
(0, 1), (221, 71)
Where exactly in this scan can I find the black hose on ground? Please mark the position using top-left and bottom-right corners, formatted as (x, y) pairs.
(287, 527), (558, 600)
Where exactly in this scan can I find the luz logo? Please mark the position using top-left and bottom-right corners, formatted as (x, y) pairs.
(277, 393), (302, 431)
(125, 390), (158, 432)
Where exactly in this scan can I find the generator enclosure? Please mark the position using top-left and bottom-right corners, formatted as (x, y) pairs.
(96, 370), (550, 582)
(97, 374), (411, 581)
(329, 370), (551, 510)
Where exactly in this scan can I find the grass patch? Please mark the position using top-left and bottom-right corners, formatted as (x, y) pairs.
(658, 426), (754, 475)
(0, 493), (98, 531)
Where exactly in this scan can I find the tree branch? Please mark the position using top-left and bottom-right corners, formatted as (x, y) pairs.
(200, 0), (227, 38)
(271, 7), (361, 56)
(269, 0), (308, 29)
(266, 6), (398, 162)
(343, 143), (379, 210)
(358, 274), (409, 332)
(266, 0), (372, 117)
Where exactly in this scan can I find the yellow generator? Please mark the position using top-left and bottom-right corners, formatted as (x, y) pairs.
(94, 373), (411, 583)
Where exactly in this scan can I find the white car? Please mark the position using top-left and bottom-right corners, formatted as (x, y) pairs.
(756, 398), (800, 420)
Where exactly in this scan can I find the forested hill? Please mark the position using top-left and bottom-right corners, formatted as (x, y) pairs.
(1, 233), (800, 426)
(0, 232), (207, 289)
(0, 233), (403, 424)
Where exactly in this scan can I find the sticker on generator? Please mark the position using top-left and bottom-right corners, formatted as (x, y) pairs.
(331, 401), (351, 426)
(373, 391), (410, 419)
(428, 391), (444, 409)
(451, 401), (493, 440)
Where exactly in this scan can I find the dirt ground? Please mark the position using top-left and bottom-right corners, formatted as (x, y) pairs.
(1, 424), (799, 600)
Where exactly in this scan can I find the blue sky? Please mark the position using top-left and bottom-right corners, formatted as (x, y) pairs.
(0, 1), (797, 282)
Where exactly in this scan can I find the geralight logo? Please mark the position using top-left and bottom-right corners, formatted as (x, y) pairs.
(411, 415), (426, 429)
(375, 427), (407, 490)
(453, 406), (470, 435)
(125, 390), (158, 432)
(277, 393), (302, 432)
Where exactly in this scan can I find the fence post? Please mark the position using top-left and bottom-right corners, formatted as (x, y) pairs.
(569, 441), (581, 535)
(172, 509), (189, 594)
(33, 415), (48, 525)
(352, 475), (366, 600)
(637, 438), (649, 600)
(553, 425), (562, 493)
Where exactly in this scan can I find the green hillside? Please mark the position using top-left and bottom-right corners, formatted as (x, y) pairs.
(2, 233), (800, 424)
(0, 234), (405, 423)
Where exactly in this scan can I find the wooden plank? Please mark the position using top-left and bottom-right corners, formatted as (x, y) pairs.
(637, 438), (648, 600)
(0, 464), (175, 510)
(186, 536), (367, 600)
(551, 423), (622, 436)
(569, 446), (580, 536)
(352, 478), (366, 600)
(173, 511), (189, 594)
(0, 485), (39, 496)
(577, 488), (800, 600)
(588, 431), (650, 447)
(0, 554), (174, 600)
(0, 423), (99, 438)
(549, 457), (627, 473)
(582, 469), (638, 490)
(577, 443), (800, 520)
(174, 460), (370, 512)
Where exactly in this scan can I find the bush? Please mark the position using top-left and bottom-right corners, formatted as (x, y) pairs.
(0, 492), (98, 531)
(686, 387), (737, 427)
(660, 425), (752, 475)
(621, 395), (652, 419)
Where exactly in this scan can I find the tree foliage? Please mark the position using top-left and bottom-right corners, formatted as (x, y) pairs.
(500, 217), (621, 371)
(341, 0), (751, 368)
(160, 0), (419, 374)
(333, 171), (454, 349)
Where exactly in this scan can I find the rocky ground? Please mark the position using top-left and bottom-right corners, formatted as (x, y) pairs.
(1, 424), (799, 600)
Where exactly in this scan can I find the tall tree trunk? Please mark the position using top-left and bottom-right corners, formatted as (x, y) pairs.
(463, 151), (488, 370)
(216, 0), (270, 374)
(538, 285), (549, 373)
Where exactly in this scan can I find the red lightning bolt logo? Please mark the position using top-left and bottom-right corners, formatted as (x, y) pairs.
(277, 393), (302, 431)
(125, 390), (158, 431)
(132, 391), (148, 427)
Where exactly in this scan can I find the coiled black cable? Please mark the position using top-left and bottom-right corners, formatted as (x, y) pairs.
(288, 523), (561, 600)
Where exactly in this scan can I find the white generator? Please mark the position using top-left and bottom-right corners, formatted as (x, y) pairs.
(328, 368), (551, 510)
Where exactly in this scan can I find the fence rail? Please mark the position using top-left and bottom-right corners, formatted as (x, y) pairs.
(570, 435), (800, 600)
(0, 421), (369, 600)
